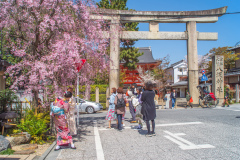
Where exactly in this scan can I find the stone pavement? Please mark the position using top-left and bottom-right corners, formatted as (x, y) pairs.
(45, 104), (240, 160)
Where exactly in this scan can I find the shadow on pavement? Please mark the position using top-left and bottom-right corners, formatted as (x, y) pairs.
(138, 129), (148, 135)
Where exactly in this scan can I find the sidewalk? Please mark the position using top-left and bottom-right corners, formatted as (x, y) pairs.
(0, 154), (36, 160)
(45, 115), (99, 160)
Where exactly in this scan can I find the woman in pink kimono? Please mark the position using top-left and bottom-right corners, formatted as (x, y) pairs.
(51, 91), (76, 151)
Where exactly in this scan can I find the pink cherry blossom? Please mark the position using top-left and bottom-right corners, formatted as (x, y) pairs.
(1, 0), (110, 106)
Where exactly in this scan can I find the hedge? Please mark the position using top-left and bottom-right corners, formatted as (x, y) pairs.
(77, 84), (108, 110)
(100, 103), (106, 110)
(90, 94), (106, 103)
(79, 84), (108, 94)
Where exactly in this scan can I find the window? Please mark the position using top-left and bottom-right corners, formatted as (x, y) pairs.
(178, 68), (183, 72)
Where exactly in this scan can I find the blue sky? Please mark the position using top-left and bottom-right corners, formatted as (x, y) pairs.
(95, 0), (240, 65)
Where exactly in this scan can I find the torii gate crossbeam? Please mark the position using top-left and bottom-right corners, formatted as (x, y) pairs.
(91, 6), (227, 105)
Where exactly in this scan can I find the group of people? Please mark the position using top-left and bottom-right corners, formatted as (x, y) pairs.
(164, 89), (178, 109)
(164, 90), (193, 109)
(105, 81), (156, 137)
(51, 87), (77, 151)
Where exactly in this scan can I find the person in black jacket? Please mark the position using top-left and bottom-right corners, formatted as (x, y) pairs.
(141, 81), (156, 137)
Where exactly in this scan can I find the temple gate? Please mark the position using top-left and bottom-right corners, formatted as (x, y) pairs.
(91, 6), (227, 105)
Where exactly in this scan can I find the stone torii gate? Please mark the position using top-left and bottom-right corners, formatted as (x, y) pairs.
(91, 6), (227, 104)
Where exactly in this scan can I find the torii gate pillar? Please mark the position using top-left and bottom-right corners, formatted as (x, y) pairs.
(109, 17), (120, 90)
(187, 21), (199, 105)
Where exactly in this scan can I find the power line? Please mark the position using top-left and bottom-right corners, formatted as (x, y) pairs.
(225, 11), (240, 15)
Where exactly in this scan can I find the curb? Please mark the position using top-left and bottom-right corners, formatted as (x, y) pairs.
(38, 140), (56, 160)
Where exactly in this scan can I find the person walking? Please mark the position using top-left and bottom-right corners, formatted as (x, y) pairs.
(135, 87), (143, 130)
(170, 89), (177, 109)
(185, 92), (193, 109)
(127, 85), (137, 123)
(223, 88), (230, 107)
(164, 91), (171, 109)
(105, 88), (117, 129)
(67, 87), (77, 136)
(141, 81), (156, 137)
(114, 87), (127, 131)
(51, 91), (76, 151)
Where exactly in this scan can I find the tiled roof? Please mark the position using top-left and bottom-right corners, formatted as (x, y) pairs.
(170, 59), (186, 67)
(120, 47), (156, 64)
(166, 59), (186, 69)
(137, 47), (156, 63)
(171, 81), (188, 87)
(228, 44), (240, 51)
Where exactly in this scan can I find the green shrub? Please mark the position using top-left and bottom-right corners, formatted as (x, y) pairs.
(90, 94), (106, 103)
(0, 148), (15, 155)
(90, 85), (108, 93)
(79, 85), (108, 94)
(14, 109), (50, 144)
(0, 89), (19, 113)
(100, 103), (106, 110)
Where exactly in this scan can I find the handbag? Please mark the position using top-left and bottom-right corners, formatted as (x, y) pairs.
(136, 104), (142, 116)
(189, 97), (193, 103)
(132, 98), (139, 107)
(163, 97), (167, 101)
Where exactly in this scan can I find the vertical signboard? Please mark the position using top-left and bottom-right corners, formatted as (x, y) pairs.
(212, 55), (224, 105)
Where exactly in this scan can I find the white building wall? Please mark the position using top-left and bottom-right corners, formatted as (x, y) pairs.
(174, 68), (178, 83)
(173, 65), (188, 83)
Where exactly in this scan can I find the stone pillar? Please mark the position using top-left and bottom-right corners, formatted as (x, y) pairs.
(212, 55), (224, 105)
(236, 84), (239, 103)
(187, 21), (199, 105)
(149, 22), (159, 32)
(106, 87), (110, 109)
(84, 84), (90, 100)
(0, 71), (5, 91)
(109, 16), (120, 93)
(95, 87), (99, 103)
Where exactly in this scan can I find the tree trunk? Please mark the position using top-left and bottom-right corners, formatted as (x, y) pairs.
(32, 90), (39, 109)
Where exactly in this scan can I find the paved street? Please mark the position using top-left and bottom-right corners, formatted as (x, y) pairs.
(45, 104), (240, 160)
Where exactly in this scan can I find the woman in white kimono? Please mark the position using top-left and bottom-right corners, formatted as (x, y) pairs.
(67, 87), (77, 135)
(164, 91), (171, 109)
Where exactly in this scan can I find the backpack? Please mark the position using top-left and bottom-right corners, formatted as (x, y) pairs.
(116, 94), (126, 108)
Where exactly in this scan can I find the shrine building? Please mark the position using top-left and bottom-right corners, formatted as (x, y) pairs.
(120, 47), (160, 88)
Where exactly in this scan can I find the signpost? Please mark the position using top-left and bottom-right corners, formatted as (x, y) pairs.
(201, 69), (208, 83)
(75, 59), (86, 126)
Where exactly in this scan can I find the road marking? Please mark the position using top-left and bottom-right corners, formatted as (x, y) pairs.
(93, 120), (105, 160)
(156, 121), (203, 127)
(98, 121), (203, 131)
(213, 108), (240, 112)
(164, 130), (215, 150)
